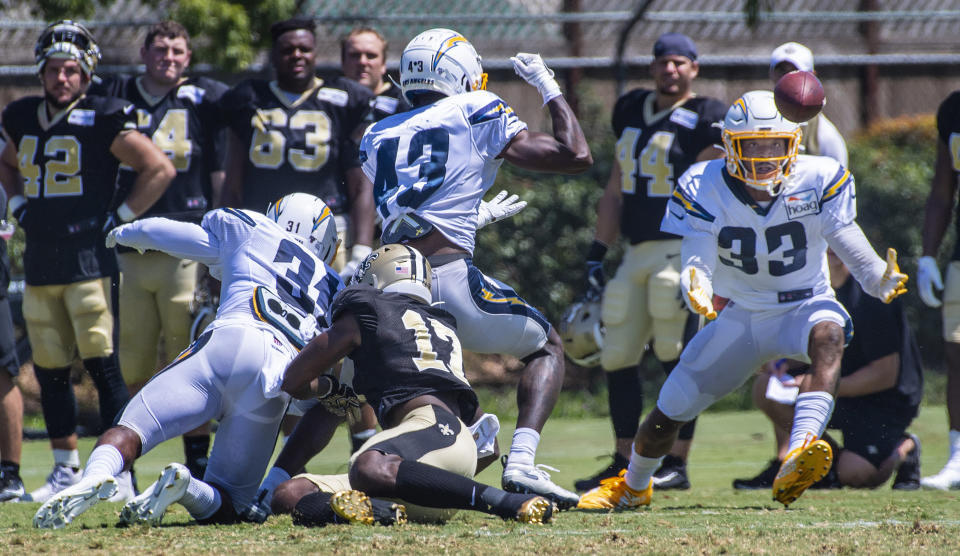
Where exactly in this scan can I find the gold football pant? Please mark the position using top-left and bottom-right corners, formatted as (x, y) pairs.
(600, 239), (688, 371)
(297, 404), (477, 523)
(118, 251), (197, 386)
(24, 277), (113, 368)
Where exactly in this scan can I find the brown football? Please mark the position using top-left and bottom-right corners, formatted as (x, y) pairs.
(773, 70), (825, 123)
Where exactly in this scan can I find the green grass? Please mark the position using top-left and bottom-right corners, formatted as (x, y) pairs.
(4, 406), (960, 554)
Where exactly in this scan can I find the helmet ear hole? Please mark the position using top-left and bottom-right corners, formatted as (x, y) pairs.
(265, 193), (339, 265)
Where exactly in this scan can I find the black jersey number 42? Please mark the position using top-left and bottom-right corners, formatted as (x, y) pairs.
(718, 221), (807, 276)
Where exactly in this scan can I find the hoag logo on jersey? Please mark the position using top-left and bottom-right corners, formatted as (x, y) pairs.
(784, 188), (820, 220)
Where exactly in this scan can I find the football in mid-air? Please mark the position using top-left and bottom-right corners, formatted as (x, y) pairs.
(774, 70), (825, 123)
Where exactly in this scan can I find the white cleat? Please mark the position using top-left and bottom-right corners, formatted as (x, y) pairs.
(501, 459), (580, 510)
(33, 476), (118, 529)
(24, 464), (82, 503)
(920, 463), (960, 491)
(108, 470), (137, 503)
(119, 463), (190, 526)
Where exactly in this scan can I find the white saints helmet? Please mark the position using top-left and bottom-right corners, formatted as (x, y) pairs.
(266, 193), (339, 265)
(722, 90), (801, 193)
(353, 244), (432, 304)
(558, 298), (604, 367)
(35, 20), (101, 77)
(399, 28), (487, 104)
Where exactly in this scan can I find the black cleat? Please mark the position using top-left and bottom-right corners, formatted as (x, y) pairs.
(573, 453), (628, 492)
(732, 458), (781, 490)
(892, 433), (921, 490)
(0, 468), (25, 502)
(652, 454), (691, 490)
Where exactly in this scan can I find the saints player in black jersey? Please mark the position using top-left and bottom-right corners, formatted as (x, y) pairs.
(272, 245), (554, 526)
(573, 33), (725, 492)
(0, 21), (174, 502)
(91, 20), (228, 479)
(338, 25), (411, 456)
(219, 18), (375, 275)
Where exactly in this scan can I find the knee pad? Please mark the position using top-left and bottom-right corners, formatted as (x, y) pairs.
(601, 280), (632, 326)
(648, 273), (683, 321)
(651, 317), (686, 362)
(35, 366), (77, 439)
(656, 370), (703, 423)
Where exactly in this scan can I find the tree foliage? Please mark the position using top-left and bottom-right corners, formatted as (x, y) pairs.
(27, 0), (302, 72)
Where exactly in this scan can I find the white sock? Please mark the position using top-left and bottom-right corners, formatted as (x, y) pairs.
(624, 448), (661, 491)
(82, 445), (124, 480)
(53, 448), (80, 470)
(179, 477), (220, 520)
(258, 467), (291, 503)
(788, 391), (834, 453)
(506, 428), (540, 468)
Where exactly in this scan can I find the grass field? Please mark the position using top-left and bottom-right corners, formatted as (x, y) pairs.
(4, 406), (960, 554)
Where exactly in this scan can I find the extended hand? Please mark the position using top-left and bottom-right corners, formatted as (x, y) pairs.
(684, 267), (717, 320)
(916, 255), (943, 307)
(477, 190), (527, 229)
(879, 248), (908, 303)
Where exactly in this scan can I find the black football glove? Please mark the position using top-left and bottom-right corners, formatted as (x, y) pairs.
(317, 375), (361, 417)
(584, 240), (608, 299)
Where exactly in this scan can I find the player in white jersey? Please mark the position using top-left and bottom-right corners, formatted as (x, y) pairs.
(33, 193), (343, 529)
(578, 90), (907, 510)
(359, 29), (591, 508)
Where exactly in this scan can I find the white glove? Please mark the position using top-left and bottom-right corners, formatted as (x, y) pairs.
(681, 267), (717, 320)
(341, 244), (372, 282)
(477, 190), (527, 229)
(877, 248), (908, 304)
(510, 52), (561, 104)
(104, 223), (144, 253)
(917, 255), (944, 307)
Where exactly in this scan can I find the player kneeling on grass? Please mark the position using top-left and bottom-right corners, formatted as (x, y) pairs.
(33, 194), (343, 529)
(276, 245), (555, 526)
(577, 90), (908, 510)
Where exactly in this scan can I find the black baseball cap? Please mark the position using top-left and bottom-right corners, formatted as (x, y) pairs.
(653, 32), (698, 61)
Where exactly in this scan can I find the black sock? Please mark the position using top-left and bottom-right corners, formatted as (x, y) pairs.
(394, 460), (529, 519)
(83, 356), (130, 431)
(183, 435), (211, 477)
(1, 460), (19, 477)
(35, 366), (77, 438)
(291, 491), (341, 527)
(678, 418), (697, 441)
(607, 366), (642, 439)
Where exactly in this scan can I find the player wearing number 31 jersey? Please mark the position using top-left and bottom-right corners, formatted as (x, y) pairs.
(34, 194), (343, 529)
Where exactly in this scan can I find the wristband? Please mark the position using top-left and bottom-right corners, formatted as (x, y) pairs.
(117, 202), (137, 223)
(8, 194), (25, 216)
(586, 239), (608, 263)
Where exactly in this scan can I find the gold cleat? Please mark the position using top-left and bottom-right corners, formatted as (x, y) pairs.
(576, 470), (652, 510)
(515, 496), (556, 525)
(772, 438), (833, 507)
(330, 490), (407, 526)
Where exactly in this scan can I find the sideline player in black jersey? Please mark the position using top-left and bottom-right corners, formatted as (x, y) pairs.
(341, 27), (410, 126)
(91, 20), (227, 479)
(917, 90), (960, 489)
(572, 33), (725, 492)
(0, 21), (174, 502)
(219, 18), (375, 275)
(271, 245), (555, 526)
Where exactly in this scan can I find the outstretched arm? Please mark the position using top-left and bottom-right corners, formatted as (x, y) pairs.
(281, 312), (362, 399)
(107, 218), (220, 265)
(825, 223), (907, 303)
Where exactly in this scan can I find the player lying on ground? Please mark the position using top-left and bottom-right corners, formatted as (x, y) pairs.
(275, 245), (555, 526)
(577, 90), (907, 510)
(33, 193), (342, 529)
